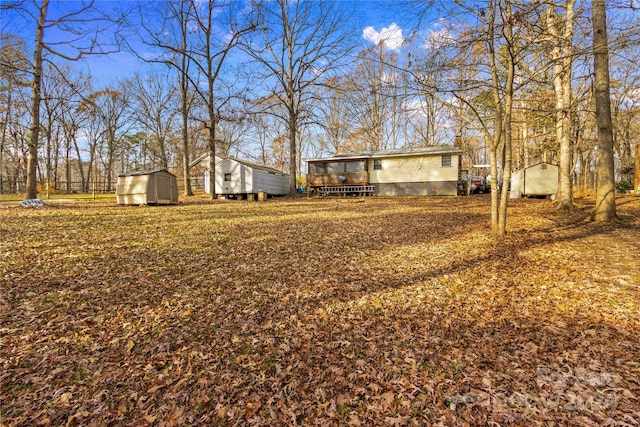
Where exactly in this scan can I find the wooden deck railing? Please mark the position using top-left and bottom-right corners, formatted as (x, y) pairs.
(319, 185), (375, 196)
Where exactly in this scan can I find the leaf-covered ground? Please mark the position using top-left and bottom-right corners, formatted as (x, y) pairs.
(1, 195), (639, 426)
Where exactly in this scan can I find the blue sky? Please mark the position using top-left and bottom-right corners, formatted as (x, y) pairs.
(2, 0), (435, 84)
(86, 1), (415, 82)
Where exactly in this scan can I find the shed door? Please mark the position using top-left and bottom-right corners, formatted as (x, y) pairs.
(156, 174), (171, 203)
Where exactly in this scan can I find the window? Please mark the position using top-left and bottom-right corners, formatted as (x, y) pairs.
(441, 154), (452, 167)
(326, 162), (345, 173)
(346, 160), (366, 172)
(224, 173), (232, 182)
(309, 163), (326, 174)
(373, 159), (383, 170)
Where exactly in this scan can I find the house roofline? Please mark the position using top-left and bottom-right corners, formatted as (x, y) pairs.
(307, 155), (370, 162)
(306, 146), (462, 163)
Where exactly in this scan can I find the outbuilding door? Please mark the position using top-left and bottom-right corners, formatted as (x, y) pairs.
(156, 174), (171, 203)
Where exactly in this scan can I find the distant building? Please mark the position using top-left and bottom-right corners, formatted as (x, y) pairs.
(509, 162), (558, 198)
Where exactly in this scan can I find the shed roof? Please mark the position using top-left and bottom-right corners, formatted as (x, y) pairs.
(118, 169), (176, 177)
(307, 146), (461, 162)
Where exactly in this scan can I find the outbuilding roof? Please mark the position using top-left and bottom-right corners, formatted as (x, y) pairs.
(189, 153), (288, 176)
(224, 156), (288, 175)
(118, 169), (176, 177)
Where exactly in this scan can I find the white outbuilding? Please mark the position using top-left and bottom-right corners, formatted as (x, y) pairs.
(198, 155), (289, 199)
(510, 162), (558, 198)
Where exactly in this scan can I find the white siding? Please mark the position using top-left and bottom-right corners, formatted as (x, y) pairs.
(510, 169), (524, 198)
(206, 157), (289, 195)
(369, 154), (458, 184)
(252, 170), (289, 195)
(216, 158), (248, 194)
(510, 163), (558, 196)
(523, 163), (558, 195)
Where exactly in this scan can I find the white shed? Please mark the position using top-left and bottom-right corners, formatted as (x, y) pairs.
(116, 169), (178, 205)
(202, 155), (289, 198)
(510, 162), (558, 198)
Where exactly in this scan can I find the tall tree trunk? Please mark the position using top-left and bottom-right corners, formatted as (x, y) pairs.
(0, 136), (3, 194)
(181, 3), (193, 197)
(158, 136), (168, 170)
(106, 132), (115, 192)
(0, 89), (10, 194)
(591, 0), (617, 221)
(207, 66), (216, 200)
(635, 141), (640, 195)
(26, 0), (49, 199)
(45, 122), (52, 194)
(208, 125), (216, 200)
(180, 86), (192, 196)
(288, 107), (297, 196)
(53, 126), (60, 190)
(547, 0), (576, 209)
(72, 137), (85, 192)
(65, 137), (71, 192)
(556, 67), (574, 208)
(86, 147), (95, 193)
(497, 0), (515, 238)
(487, 0), (504, 237)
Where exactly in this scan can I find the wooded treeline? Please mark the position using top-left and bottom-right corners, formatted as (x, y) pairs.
(1, 1), (638, 205)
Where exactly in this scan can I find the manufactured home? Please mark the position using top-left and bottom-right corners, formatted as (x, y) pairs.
(510, 162), (558, 198)
(306, 146), (462, 196)
(116, 169), (178, 205)
(197, 155), (289, 198)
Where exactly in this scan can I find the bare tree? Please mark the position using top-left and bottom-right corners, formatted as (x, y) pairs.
(241, 0), (355, 196)
(60, 82), (90, 192)
(1, 0), (122, 199)
(176, 1), (194, 196)
(86, 88), (131, 191)
(216, 110), (250, 157)
(248, 112), (282, 167)
(188, 0), (256, 199)
(486, 0), (516, 238)
(135, 0), (255, 199)
(545, 0), (577, 210)
(591, 0), (617, 221)
(410, 0), (523, 237)
(636, 137), (640, 195)
(344, 46), (402, 152)
(41, 65), (75, 192)
(0, 34), (31, 194)
(77, 96), (104, 192)
(22, 0), (48, 199)
(132, 0), (197, 196)
(316, 77), (353, 155)
(126, 72), (178, 170)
